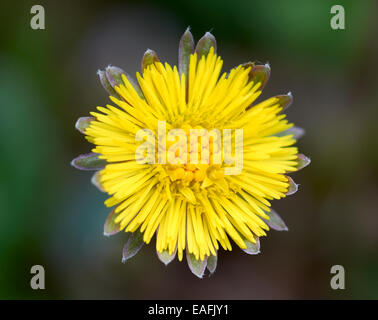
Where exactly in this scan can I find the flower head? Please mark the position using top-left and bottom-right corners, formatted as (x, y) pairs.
(72, 28), (310, 278)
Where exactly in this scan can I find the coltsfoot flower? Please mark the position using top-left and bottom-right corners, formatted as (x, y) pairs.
(72, 28), (310, 278)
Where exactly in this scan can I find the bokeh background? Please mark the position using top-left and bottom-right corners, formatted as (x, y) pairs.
(1, 0), (377, 299)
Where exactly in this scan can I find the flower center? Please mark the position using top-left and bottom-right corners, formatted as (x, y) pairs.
(163, 124), (224, 184)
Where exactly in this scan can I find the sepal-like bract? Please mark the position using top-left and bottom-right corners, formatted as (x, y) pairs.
(122, 232), (144, 263)
(296, 154), (311, 171)
(141, 49), (160, 71)
(242, 236), (260, 255)
(206, 253), (218, 274)
(249, 64), (270, 90)
(186, 252), (207, 279)
(104, 208), (121, 237)
(178, 27), (194, 81)
(75, 116), (94, 134)
(277, 126), (304, 140)
(71, 153), (106, 171)
(157, 247), (177, 266)
(285, 176), (299, 196)
(264, 209), (288, 231)
(195, 32), (217, 59)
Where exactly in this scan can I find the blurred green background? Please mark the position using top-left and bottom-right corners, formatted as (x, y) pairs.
(0, 0), (377, 299)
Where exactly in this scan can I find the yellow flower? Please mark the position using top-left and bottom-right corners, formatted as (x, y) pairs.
(72, 28), (310, 278)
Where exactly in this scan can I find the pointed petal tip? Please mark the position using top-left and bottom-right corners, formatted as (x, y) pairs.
(206, 253), (218, 274)
(297, 154), (311, 170)
(187, 251), (207, 279)
(98, 67), (118, 97)
(275, 93), (293, 111)
(285, 92), (293, 107)
(142, 49), (160, 71)
(285, 176), (299, 196)
(292, 127), (305, 139)
(104, 208), (121, 237)
(106, 65), (144, 98)
(157, 248), (177, 266)
(75, 116), (94, 134)
(106, 65), (125, 75)
(122, 232), (144, 262)
(105, 65), (125, 81)
(71, 153), (106, 171)
(70, 158), (76, 168)
(179, 28), (194, 77)
(264, 209), (288, 231)
(144, 48), (155, 55)
(91, 171), (105, 192)
(280, 225), (289, 232)
(249, 64), (270, 90)
(195, 32), (217, 58)
(242, 236), (260, 255)
(276, 126), (305, 140)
